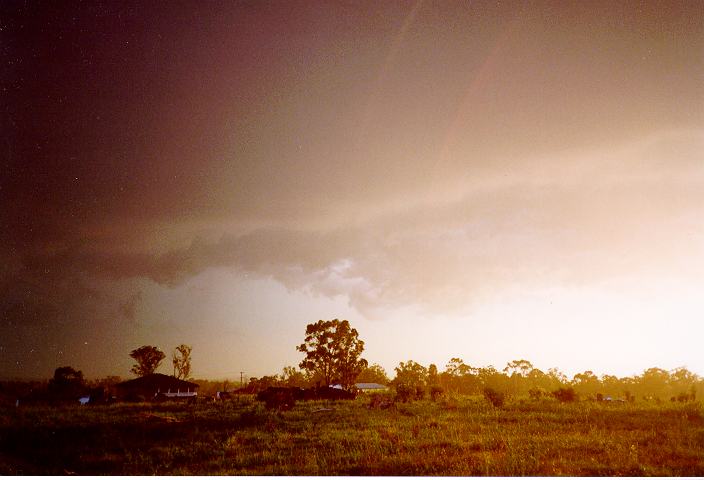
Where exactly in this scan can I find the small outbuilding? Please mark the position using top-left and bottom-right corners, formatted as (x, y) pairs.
(116, 373), (199, 400)
(330, 383), (389, 392)
(355, 383), (389, 392)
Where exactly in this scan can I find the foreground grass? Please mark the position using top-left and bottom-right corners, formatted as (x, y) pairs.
(1, 396), (703, 475)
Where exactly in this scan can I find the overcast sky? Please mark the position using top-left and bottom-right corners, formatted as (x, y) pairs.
(2, 0), (703, 380)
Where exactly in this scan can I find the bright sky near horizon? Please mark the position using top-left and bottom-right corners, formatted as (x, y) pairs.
(2, 1), (704, 380)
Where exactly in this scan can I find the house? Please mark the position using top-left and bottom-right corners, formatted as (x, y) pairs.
(115, 373), (199, 401)
(330, 383), (388, 392)
(355, 383), (388, 392)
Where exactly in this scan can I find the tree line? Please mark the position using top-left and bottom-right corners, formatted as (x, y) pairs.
(244, 319), (703, 404)
(245, 357), (702, 404)
(3, 319), (701, 405)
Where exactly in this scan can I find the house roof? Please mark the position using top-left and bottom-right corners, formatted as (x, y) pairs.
(116, 373), (199, 390)
(330, 382), (388, 390)
(355, 383), (388, 390)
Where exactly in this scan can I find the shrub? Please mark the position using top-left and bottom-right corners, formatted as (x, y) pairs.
(552, 387), (577, 403)
(430, 385), (444, 402)
(368, 393), (394, 410)
(529, 388), (546, 401)
(676, 392), (694, 403)
(483, 387), (505, 407)
(256, 388), (296, 410)
(414, 385), (426, 401)
(395, 384), (414, 403)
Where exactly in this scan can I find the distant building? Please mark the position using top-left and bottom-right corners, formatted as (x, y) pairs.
(355, 383), (388, 392)
(116, 373), (199, 400)
(330, 383), (388, 392)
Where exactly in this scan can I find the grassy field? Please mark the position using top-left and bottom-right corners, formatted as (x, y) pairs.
(1, 395), (703, 475)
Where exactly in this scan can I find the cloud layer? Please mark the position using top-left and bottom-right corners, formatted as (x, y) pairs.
(3, 1), (703, 378)
(8, 131), (703, 325)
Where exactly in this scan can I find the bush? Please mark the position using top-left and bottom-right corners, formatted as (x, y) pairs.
(368, 393), (394, 410)
(483, 387), (505, 407)
(529, 388), (546, 401)
(430, 385), (444, 402)
(675, 392), (695, 403)
(415, 385), (426, 401)
(395, 384), (414, 403)
(124, 393), (146, 403)
(552, 387), (577, 403)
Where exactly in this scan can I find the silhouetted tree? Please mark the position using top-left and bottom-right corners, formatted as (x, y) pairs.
(48, 366), (85, 398)
(553, 387), (577, 402)
(89, 375), (122, 389)
(546, 367), (569, 392)
(130, 345), (165, 376)
(172, 344), (192, 379)
(297, 319), (368, 388)
(442, 358), (481, 394)
(527, 368), (550, 390)
(600, 374), (622, 397)
(446, 357), (472, 377)
(572, 370), (601, 398)
(483, 387), (505, 407)
(504, 359), (534, 377)
(667, 367), (699, 401)
(638, 367), (670, 400)
(357, 363), (390, 385)
(281, 366), (311, 387)
(393, 360), (428, 389)
(246, 375), (283, 392)
(427, 364), (439, 386)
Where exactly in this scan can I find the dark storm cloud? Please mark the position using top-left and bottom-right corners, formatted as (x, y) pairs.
(13, 130), (703, 319)
(2, 1), (703, 378)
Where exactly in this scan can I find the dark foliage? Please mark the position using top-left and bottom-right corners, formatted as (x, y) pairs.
(130, 346), (165, 377)
(256, 386), (356, 409)
(297, 319), (367, 388)
(395, 384), (415, 403)
(483, 387), (505, 407)
(430, 385), (444, 401)
(553, 387), (577, 403)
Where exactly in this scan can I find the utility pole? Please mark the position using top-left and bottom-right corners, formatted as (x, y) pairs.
(240, 371), (244, 387)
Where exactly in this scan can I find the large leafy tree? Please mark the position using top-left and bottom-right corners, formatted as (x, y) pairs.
(281, 366), (311, 388)
(440, 358), (482, 394)
(503, 359), (534, 377)
(393, 360), (428, 388)
(297, 319), (368, 389)
(130, 345), (165, 377)
(357, 363), (390, 385)
(172, 344), (192, 379)
(48, 366), (85, 397)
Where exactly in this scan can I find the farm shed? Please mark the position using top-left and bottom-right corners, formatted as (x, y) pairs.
(116, 373), (199, 400)
(355, 383), (388, 392)
(330, 383), (389, 392)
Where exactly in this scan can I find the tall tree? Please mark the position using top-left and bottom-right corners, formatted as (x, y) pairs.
(48, 366), (85, 397)
(357, 363), (390, 385)
(572, 370), (601, 397)
(445, 358), (472, 377)
(281, 366), (310, 387)
(172, 344), (192, 379)
(130, 345), (165, 377)
(297, 319), (368, 388)
(427, 364), (439, 386)
(503, 359), (534, 377)
(393, 360), (428, 388)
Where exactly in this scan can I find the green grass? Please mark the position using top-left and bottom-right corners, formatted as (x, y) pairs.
(1, 396), (703, 475)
